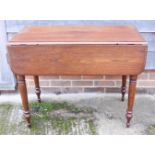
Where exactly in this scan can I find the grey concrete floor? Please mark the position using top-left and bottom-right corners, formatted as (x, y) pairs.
(0, 93), (155, 134)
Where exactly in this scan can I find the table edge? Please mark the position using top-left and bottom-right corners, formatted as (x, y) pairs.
(7, 41), (147, 46)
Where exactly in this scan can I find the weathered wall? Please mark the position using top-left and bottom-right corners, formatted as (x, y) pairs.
(0, 21), (15, 90)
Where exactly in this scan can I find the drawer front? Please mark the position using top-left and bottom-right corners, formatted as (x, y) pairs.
(7, 44), (147, 75)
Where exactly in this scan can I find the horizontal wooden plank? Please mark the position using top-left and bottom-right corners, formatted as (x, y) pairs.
(147, 41), (155, 51)
(7, 33), (16, 41)
(5, 20), (155, 33)
(0, 82), (16, 90)
(145, 51), (155, 70)
(141, 32), (155, 41)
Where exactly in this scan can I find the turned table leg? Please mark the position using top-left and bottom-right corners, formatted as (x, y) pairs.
(33, 76), (41, 103)
(126, 75), (137, 128)
(121, 75), (127, 101)
(17, 75), (31, 128)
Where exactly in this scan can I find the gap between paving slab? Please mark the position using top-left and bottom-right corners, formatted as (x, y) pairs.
(0, 93), (155, 135)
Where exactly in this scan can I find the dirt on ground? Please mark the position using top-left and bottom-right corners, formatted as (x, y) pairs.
(0, 93), (155, 135)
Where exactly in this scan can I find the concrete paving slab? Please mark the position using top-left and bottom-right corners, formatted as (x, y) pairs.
(0, 93), (155, 134)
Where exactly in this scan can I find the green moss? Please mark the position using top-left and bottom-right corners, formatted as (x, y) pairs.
(0, 104), (13, 111)
(145, 124), (155, 135)
(0, 104), (14, 134)
(0, 102), (97, 135)
(30, 102), (94, 114)
(50, 116), (76, 134)
(29, 102), (97, 134)
(88, 119), (97, 135)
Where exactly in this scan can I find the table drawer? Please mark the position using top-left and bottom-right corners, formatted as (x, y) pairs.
(7, 44), (147, 75)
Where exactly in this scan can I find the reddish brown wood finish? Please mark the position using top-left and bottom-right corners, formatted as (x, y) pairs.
(7, 26), (147, 128)
(121, 75), (127, 101)
(17, 75), (31, 127)
(33, 76), (41, 103)
(126, 75), (137, 127)
(7, 45), (147, 76)
(9, 26), (146, 43)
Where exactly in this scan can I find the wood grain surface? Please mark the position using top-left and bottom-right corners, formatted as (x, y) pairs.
(8, 26), (146, 45)
(7, 26), (147, 75)
(7, 44), (147, 75)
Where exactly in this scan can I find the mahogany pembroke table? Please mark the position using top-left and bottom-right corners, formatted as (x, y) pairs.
(7, 26), (147, 128)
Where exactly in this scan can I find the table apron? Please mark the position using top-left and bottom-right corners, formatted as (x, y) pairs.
(7, 44), (147, 75)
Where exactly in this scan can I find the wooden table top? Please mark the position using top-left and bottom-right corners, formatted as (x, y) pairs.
(9, 26), (146, 45)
